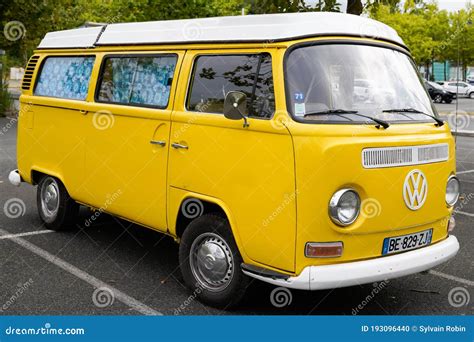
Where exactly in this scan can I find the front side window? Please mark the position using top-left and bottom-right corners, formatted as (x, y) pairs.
(97, 55), (177, 108)
(187, 54), (275, 118)
(34, 56), (95, 100)
(286, 44), (435, 124)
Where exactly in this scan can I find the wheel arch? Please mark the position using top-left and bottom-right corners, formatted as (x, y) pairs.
(31, 168), (65, 186)
(170, 191), (249, 262)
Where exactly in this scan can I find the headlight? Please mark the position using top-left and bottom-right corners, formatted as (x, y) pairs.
(329, 189), (361, 226)
(446, 176), (460, 207)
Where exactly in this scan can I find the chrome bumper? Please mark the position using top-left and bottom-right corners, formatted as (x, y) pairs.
(242, 236), (459, 290)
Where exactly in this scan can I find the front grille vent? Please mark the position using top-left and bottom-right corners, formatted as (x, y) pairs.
(362, 144), (449, 169)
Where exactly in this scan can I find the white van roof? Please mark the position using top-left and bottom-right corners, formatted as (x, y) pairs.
(38, 12), (406, 49)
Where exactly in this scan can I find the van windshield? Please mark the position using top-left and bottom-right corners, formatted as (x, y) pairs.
(285, 44), (436, 124)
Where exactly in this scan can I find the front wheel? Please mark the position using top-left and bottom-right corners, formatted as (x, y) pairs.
(179, 214), (249, 308)
(434, 94), (443, 103)
(37, 176), (79, 230)
(469, 92), (474, 99)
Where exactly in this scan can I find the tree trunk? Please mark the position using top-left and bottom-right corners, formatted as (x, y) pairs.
(346, 0), (363, 15)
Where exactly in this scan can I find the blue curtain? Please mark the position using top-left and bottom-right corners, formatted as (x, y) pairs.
(35, 57), (95, 100)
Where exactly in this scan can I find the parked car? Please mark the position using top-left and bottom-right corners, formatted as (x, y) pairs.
(467, 76), (474, 85)
(425, 81), (453, 103)
(441, 81), (474, 98)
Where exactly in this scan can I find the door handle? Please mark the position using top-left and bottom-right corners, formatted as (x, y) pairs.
(150, 140), (166, 147)
(171, 142), (188, 150)
(79, 109), (88, 115)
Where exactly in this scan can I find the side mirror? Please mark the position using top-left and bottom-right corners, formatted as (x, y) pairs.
(223, 91), (249, 127)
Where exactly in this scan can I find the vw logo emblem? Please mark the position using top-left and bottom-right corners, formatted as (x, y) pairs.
(403, 169), (428, 210)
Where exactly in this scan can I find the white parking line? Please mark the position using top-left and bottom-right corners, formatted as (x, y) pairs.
(0, 230), (54, 240)
(429, 270), (474, 287)
(455, 211), (474, 217)
(0, 228), (162, 316)
(457, 169), (474, 175)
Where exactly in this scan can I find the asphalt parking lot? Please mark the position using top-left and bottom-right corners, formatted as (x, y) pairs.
(0, 116), (472, 316)
(436, 97), (473, 114)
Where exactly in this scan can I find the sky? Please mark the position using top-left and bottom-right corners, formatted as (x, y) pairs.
(333, 0), (472, 12)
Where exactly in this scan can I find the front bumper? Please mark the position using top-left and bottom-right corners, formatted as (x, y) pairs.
(242, 236), (459, 290)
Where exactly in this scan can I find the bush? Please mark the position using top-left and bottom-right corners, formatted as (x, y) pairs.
(0, 82), (12, 117)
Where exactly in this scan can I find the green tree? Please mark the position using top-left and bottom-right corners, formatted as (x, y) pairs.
(445, 7), (474, 80)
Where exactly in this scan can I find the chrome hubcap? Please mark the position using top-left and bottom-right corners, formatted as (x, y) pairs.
(40, 179), (59, 220)
(190, 233), (234, 292)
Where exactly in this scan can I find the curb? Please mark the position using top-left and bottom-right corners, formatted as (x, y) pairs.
(452, 130), (474, 137)
(439, 113), (474, 116)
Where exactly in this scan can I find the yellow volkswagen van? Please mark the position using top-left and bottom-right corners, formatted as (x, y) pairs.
(11, 12), (460, 307)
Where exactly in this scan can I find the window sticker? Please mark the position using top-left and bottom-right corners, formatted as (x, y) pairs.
(294, 102), (306, 117)
(294, 92), (304, 101)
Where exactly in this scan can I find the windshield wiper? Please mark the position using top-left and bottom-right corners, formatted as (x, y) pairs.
(304, 109), (390, 129)
(382, 108), (444, 127)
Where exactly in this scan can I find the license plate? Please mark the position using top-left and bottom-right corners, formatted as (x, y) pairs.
(382, 229), (433, 255)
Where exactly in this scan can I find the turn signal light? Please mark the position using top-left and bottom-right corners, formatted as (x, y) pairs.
(448, 216), (456, 233)
(305, 242), (343, 258)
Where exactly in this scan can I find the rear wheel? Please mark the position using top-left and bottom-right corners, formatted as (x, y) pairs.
(434, 94), (443, 103)
(469, 92), (474, 99)
(179, 214), (249, 308)
(37, 176), (79, 230)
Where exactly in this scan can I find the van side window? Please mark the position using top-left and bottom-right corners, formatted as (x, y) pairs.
(34, 56), (95, 100)
(97, 55), (177, 108)
(187, 54), (275, 118)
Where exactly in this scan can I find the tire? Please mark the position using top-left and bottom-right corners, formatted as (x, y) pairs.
(434, 94), (443, 103)
(179, 214), (249, 308)
(37, 176), (79, 231)
(469, 92), (474, 99)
